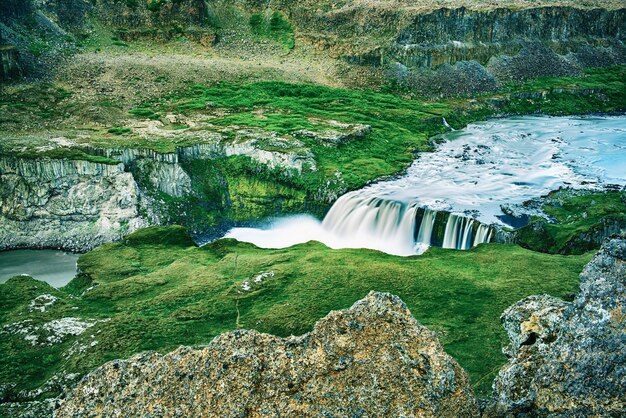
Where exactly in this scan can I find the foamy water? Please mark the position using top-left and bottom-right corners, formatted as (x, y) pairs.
(224, 115), (626, 255)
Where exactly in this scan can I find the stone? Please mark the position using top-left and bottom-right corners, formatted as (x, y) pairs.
(55, 292), (480, 417)
(486, 235), (626, 416)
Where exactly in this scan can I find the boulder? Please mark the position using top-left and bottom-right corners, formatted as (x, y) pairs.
(55, 292), (480, 417)
(486, 235), (626, 416)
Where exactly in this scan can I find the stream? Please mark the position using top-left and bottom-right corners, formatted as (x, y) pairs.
(0, 250), (79, 288)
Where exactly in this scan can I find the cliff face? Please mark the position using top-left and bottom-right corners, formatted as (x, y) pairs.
(0, 156), (148, 251)
(285, 3), (625, 94)
(486, 235), (626, 416)
(0, 46), (21, 81)
(291, 5), (625, 66)
(0, 140), (316, 250)
(55, 292), (480, 417)
(382, 7), (625, 69)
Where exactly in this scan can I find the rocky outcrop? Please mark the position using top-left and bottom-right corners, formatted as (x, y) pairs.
(290, 4), (625, 93)
(323, 6), (626, 69)
(0, 156), (148, 251)
(55, 292), (480, 417)
(0, 131), (322, 250)
(91, 0), (216, 44)
(486, 235), (626, 416)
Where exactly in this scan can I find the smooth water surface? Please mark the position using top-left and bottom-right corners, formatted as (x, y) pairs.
(0, 250), (79, 288)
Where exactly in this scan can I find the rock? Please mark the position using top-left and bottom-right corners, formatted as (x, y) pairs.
(486, 234), (626, 416)
(487, 42), (582, 82)
(0, 156), (148, 252)
(0, 46), (21, 81)
(292, 122), (372, 147)
(55, 292), (480, 417)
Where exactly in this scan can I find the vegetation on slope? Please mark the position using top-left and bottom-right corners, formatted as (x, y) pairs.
(515, 189), (626, 254)
(1, 66), (623, 238)
(0, 226), (591, 401)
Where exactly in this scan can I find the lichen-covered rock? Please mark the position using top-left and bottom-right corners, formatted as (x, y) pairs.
(55, 292), (480, 417)
(486, 235), (626, 416)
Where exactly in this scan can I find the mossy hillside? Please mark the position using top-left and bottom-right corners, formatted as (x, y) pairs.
(2, 66), (624, 182)
(516, 189), (626, 254)
(132, 80), (450, 192)
(0, 226), (591, 399)
(249, 11), (295, 50)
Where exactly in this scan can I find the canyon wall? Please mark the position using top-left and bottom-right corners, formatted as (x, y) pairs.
(346, 7), (626, 69)
(0, 143), (314, 251)
(0, 157), (148, 251)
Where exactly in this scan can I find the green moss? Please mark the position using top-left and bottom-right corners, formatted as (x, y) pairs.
(2, 147), (120, 165)
(122, 225), (198, 247)
(249, 11), (295, 50)
(107, 127), (131, 135)
(129, 156), (312, 234)
(516, 189), (626, 254)
(146, 0), (166, 12)
(0, 227), (590, 399)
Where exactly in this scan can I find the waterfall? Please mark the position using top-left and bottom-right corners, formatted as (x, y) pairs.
(321, 192), (493, 253)
(442, 214), (479, 250)
(416, 208), (436, 244)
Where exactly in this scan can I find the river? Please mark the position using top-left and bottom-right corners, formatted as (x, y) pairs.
(224, 115), (626, 256)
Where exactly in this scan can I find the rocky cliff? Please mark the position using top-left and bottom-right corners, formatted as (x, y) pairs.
(0, 156), (148, 251)
(343, 7), (625, 68)
(486, 234), (626, 416)
(2, 0), (625, 90)
(0, 139), (317, 251)
(55, 292), (480, 417)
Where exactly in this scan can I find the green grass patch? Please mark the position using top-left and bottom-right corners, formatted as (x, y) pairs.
(250, 11), (295, 50)
(516, 189), (626, 254)
(107, 127), (131, 135)
(138, 81), (448, 192)
(0, 226), (591, 399)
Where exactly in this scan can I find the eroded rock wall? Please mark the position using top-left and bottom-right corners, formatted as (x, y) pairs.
(486, 234), (626, 416)
(0, 156), (148, 251)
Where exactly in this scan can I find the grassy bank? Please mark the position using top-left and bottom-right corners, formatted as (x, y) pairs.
(515, 189), (626, 254)
(0, 226), (591, 400)
(2, 66), (624, 188)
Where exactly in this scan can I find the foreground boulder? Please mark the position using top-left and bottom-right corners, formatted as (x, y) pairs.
(486, 235), (626, 416)
(55, 292), (479, 417)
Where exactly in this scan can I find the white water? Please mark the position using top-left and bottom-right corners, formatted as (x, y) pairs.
(225, 116), (626, 256)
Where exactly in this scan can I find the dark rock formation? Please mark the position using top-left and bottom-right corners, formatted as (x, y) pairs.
(388, 59), (500, 97)
(487, 42), (582, 82)
(55, 292), (480, 417)
(486, 234), (626, 416)
(343, 6), (626, 70)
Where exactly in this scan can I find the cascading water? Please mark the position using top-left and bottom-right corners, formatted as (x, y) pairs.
(224, 116), (626, 257)
(321, 193), (493, 254)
